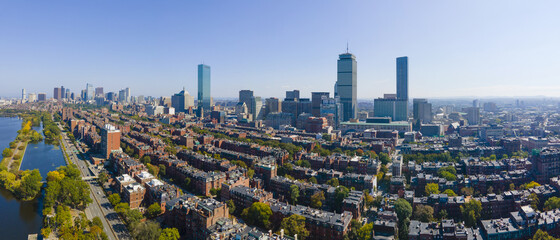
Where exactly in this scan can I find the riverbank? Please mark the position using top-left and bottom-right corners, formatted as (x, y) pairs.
(0, 121), (42, 172)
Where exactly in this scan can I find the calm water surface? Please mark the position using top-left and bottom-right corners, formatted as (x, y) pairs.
(0, 117), (66, 239)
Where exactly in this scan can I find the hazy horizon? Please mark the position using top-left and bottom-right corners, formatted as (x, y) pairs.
(1, 1), (559, 99)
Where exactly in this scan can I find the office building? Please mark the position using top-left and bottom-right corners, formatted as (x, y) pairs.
(65, 89), (70, 99)
(95, 87), (104, 97)
(286, 90), (300, 101)
(53, 87), (62, 100)
(265, 97), (281, 115)
(86, 83), (94, 100)
(239, 90), (254, 114)
(125, 87), (131, 102)
(28, 93), (37, 102)
(101, 124), (121, 159)
(251, 96), (263, 120)
(107, 92), (117, 101)
(320, 97), (342, 127)
(312, 92), (330, 117)
(171, 87), (195, 113)
(336, 52), (357, 121)
(61, 86), (66, 99)
(198, 64), (211, 110)
(118, 89), (127, 102)
(465, 107), (480, 125)
(413, 98), (432, 124)
(396, 56), (408, 100)
(374, 96), (408, 121)
(38, 93), (46, 101)
(21, 89), (26, 101)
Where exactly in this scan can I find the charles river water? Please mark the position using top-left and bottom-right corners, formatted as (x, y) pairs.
(0, 117), (66, 239)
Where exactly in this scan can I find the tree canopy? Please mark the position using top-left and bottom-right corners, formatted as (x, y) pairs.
(461, 199), (482, 227)
(280, 214), (310, 240)
(241, 202), (273, 229)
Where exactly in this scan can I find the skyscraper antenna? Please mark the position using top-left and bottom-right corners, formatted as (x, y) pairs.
(346, 42), (349, 53)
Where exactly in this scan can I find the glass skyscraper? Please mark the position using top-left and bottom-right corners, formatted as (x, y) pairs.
(396, 56), (408, 100)
(198, 64), (211, 110)
(336, 53), (357, 122)
(86, 83), (94, 100)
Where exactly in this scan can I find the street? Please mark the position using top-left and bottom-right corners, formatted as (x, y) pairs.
(58, 124), (131, 240)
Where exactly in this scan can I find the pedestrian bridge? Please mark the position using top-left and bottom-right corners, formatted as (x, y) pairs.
(82, 176), (97, 181)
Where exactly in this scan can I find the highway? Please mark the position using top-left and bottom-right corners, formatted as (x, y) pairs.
(58, 123), (131, 240)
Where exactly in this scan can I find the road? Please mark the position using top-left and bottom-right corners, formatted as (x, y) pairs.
(58, 124), (131, 240)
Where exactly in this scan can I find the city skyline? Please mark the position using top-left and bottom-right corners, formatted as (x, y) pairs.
(1, 1), (560, 99)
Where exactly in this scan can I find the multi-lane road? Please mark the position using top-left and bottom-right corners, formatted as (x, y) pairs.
(57, 124), (131, 240)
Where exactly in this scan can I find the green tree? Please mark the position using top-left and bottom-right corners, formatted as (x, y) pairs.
(544, 197), (560, 211)
(378, 152), (390, 165)
(159, 228), (180, 240)
(247, 168), (255, 179)
(108, 193), (121, 206)
(334, 186), (350, 212)
(524, 181), (541, 190)
(310, 191), (325, 209)
(326, 178), (339, 187)
(357, 223), (373, 240)
(439, 209), (448, 220)
(461, 199), (482, 227)
(131, 220), (162, 240)
(398, 217), (410, 240)
(17, 169), (42, 200)
(425, 183), (440, 195)
(146, 203), (162, 218)
(241, 202), (273, 229)
(308, 177), (317, 184)
(413, 205), (434, 222)
(529, 193), (539, 210)
(532, 229), (559, 240)
(290, 184), (300, 205)
(460, 187), (474, 196)
(443, 189), (457, 196)
(280, 214), (310, 240)
(140, 155), (151, 165)
(227, 199), (236, 214)
(98, 172), (109, 184)
(2, 148), (13, 158)
(395, 198), (412, 221)
(158, 164), (166, 176)
(126, 209), (144, 225)
(115, 202), (130, 215)
(92, 216), (104, 230)
(59, 164), (81, 179)
(146, 163), (159, 177)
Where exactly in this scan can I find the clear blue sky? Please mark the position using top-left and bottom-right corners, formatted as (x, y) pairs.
(1, 1), (559, 99)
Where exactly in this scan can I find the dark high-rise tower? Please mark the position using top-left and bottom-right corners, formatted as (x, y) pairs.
(239, 90), (254, 114)
(311, 92), (329, 117)
(396, 56), (408, 100)
(336, 52), (357, 121)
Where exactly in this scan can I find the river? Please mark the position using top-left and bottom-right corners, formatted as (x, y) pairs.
(0, 117), (67, 239)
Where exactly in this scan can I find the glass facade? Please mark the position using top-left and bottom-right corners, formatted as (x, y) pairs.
(397, 56), (408, 100)
(336, 53), (357, 122)
(374, 98), (408, 121)
(198, 64), (211, 109)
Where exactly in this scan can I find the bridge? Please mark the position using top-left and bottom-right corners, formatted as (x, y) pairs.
(82, 176), (97, 181)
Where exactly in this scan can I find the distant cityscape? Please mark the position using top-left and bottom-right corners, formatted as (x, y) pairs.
(3, 52), (560, 240)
